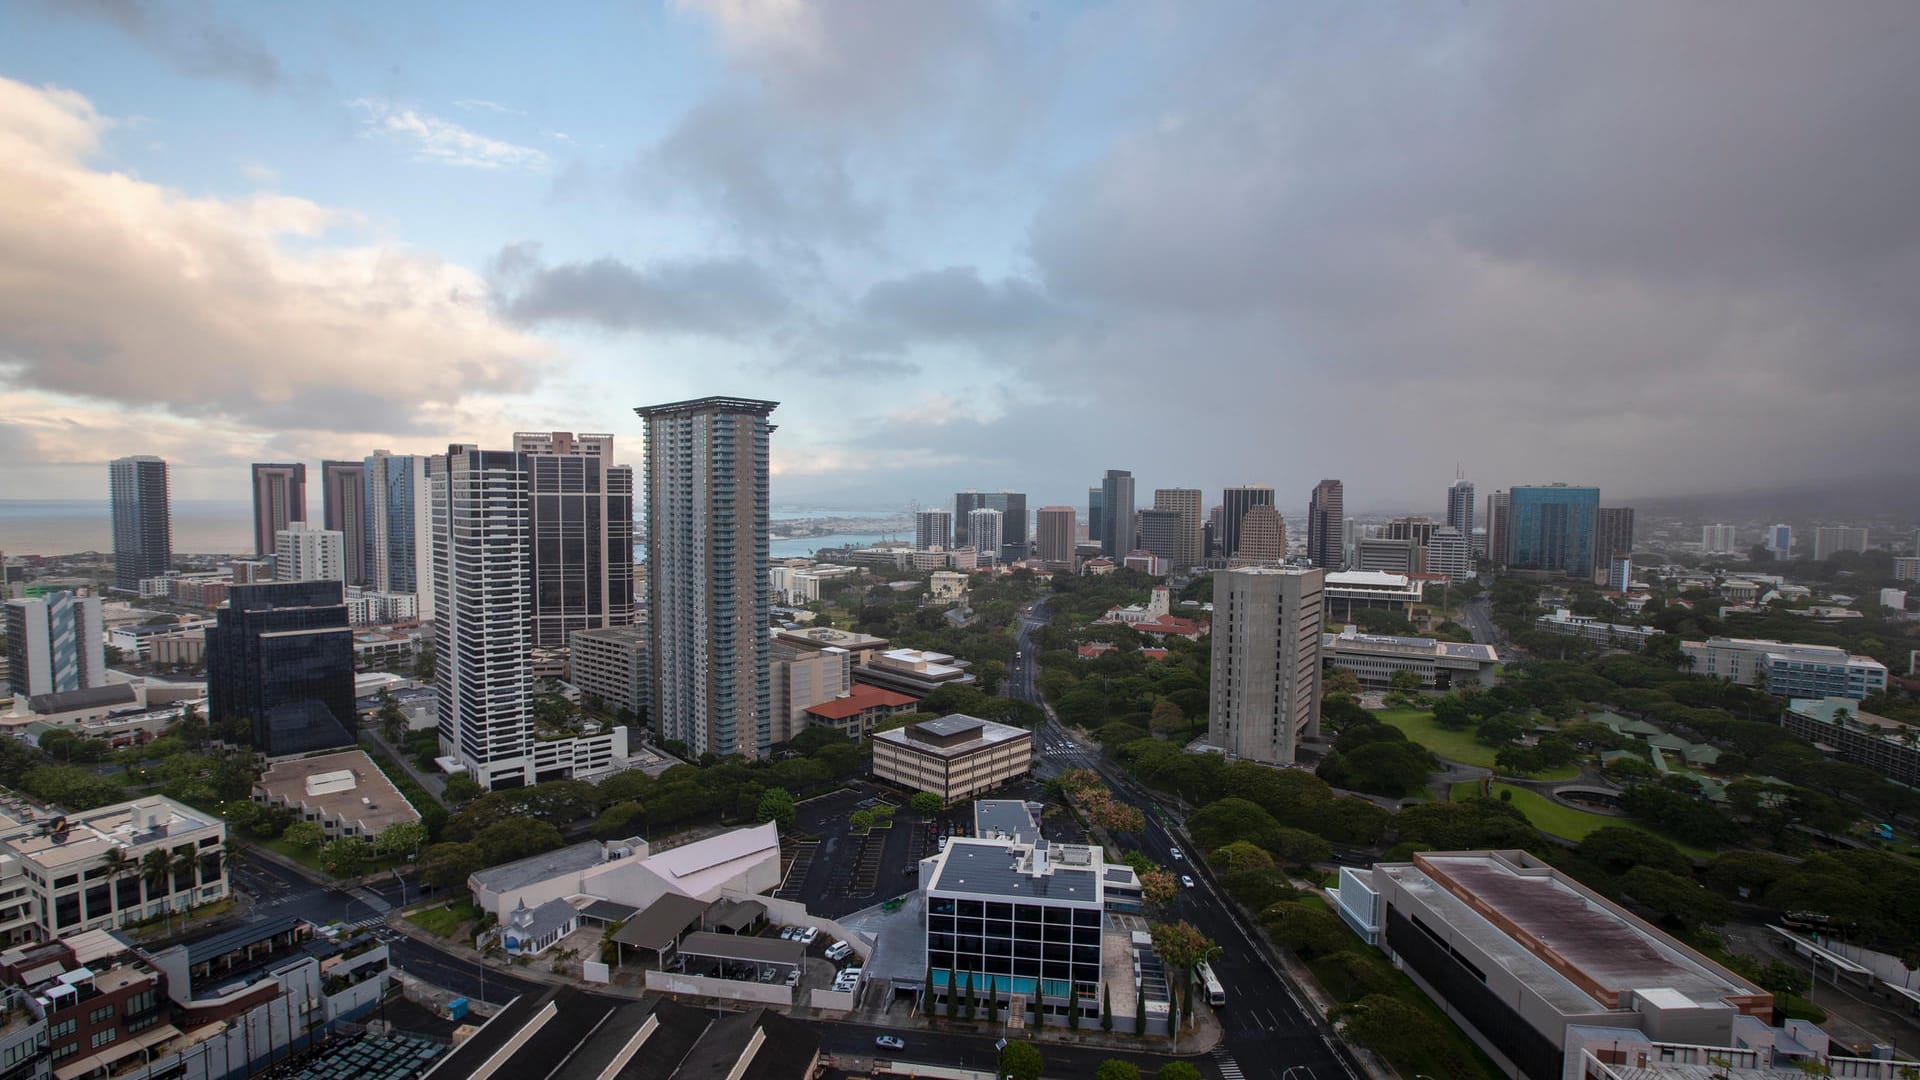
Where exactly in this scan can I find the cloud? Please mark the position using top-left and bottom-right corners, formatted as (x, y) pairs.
(490, 242), (790, 338)
(453, 98), (524, 116)
(43, 0), (288, 91)
(351, 99), (548, 170)
(0, 76), (549, 439)
(855, 267), (1068, 348)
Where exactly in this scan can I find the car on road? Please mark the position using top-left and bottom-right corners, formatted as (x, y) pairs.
(1169, 847), (1183, 860)
(875, 1036), (905, 1051)
(1181, 875), (1196, 888)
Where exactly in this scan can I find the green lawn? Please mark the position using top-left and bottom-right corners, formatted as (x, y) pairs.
(1373, 708), (1578, 779)
(1448, 781), (1712, 857)
(406, 900), (480, 937)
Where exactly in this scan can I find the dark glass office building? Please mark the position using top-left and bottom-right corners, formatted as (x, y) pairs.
(207, 581), (357, 757)
(109, 456), (172, 591)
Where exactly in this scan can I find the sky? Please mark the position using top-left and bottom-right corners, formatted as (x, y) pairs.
(1, 1), (1917, 518)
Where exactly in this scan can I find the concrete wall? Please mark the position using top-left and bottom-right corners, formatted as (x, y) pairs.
(741, 891), (874, 959)
(809, 987), (857, 1011)
(644, 970), (793, 1007)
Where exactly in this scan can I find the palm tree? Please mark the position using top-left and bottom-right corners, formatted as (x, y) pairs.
(140, 849), (172, 928)
(98, 848), (134, 923)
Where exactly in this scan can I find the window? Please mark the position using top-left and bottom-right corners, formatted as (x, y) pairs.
(91, 1029), (118, 1049)
(90, 1004), (116, 1024)
(50, 1044), (77, 1062)
(49, 1019), (75, 1039)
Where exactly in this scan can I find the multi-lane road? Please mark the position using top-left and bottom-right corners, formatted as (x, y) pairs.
(1011, 600), (1360, 1080)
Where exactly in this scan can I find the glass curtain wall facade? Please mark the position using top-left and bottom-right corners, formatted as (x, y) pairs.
(109, 456), (172, 591)
(926, 897), (1103, 1011)
(1508, 485), (1601, 578)
(207, 581), (356, 757)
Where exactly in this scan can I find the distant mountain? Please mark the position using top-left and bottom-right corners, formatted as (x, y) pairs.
(1619, 473), (1920, 523)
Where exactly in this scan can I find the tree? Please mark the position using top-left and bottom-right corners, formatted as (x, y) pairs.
(1576, 827), (1691, 877)
(418, 842), (486, 890)
(986, 978), (999, 1022)
(1149, 921), (1218, 973)
(1140, 867), (1177, 908)
(1157, 1065), (1203, 1080)
(1263, 902), (1352, 960)
(1620, 866), (1730, 930)
(910, 791), (944, 815)
(1325, 669), (1363, 698)
(922, 966), (936, 1014)
(1101, 984), (1113, 1031)
(374, 821), (427, 860)
(1389, 670), (1423, 693)
(999, 1040), (1043, 1080)
(1209, 841), (1276, 874)
(444, 773), (483, 804)
(1095, 1061), (1141, 1080)
(321, 838), (372, 878)
(963, 969), (975, 1020)
(946, 971), (958, 1019)
(755, 787), (797, 829)
(282, 821), (325, 851)
(1150, 698), (1186, 735)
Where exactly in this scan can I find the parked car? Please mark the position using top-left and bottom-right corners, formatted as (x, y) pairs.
(1181, 875), (1196, 888)
(875, 1036), (906, 1051)
(825, 941), (854, 961)
(778, 926), (797, 940)
(799, 926), (819, 944)
(786, 968), (801, 987)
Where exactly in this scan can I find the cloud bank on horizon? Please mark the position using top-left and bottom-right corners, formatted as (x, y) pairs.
(1, 1), (1917, 514)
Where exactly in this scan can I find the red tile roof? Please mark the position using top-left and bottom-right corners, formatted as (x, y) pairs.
(1141, 648), (1170, 661)
(804, 684), (918, 720)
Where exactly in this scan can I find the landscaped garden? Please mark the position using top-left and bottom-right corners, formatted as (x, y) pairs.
(1375, 708), (1580, 779)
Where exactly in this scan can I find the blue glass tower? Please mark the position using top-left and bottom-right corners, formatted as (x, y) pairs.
(1507, 485), (1601, 578)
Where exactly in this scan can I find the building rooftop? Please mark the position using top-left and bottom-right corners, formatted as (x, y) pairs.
(254, 749), (420, 833)
(469, 840), (607, 895)
(928, 839), (1102, 904)
(1325, 570), (1415, 589)
(802, 684), (916, 721)
(2, 796), (216, 870)
(876, 713), (1031, 759)
(972, 800), (1042, 845)
(1386, 852), (1765, 1015)
(637, 823), (780, 899)
(1788, 698), (1911, 735)
(25, 683), (138, 715)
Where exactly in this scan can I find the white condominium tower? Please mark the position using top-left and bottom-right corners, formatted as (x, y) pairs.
(637, 397), (779, 759)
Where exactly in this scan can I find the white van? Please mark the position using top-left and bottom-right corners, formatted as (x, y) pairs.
(825, 940), (854, 962)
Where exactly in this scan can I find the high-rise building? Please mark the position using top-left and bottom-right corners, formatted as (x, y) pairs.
(967, 508), (1003, 565)
(432, 434), (637, 787)
(1099, 470), (1135, 558)
(1151, 488), (1204, 569)
(1035, 506), (1076, 566)
(273, 522), (346, 582)
(207, 580), (357, 757)
(109, 456), (172, 592)
(953, 491), (1028, 560)
(1220, 485), (1277, 565)
(915, 509), (953, 552)
(512, 432), (634, 647)
(1813, 526), (1869, 562)
(1307, 479), (1345, 570)
(1087, 487), (1104, 545)
(638, 397), (778, 760)
(1768, 524), (1793, 560)
(1137, 509), (1186, 567)
(1209, 566), (1325, 766)
(1507, 484), (1600, 578)
(364, 450), (435, 619)
(1701, 524), (1738, 555)
(1487, 491), (1512, 569)
(1446, 479), (1475, 536)
(250, 463), (307, 558)
(1232, 504), (1287, 565)
(1357, 537), (1421, 575)
(1387, 517), (1440, 546)
(1593, 507), (1636, 584)
(4, 592), (106, 700)
(1426, 527), (1473, 583)
(320, 460), (369, 586)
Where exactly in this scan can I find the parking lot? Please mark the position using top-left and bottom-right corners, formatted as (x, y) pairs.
(788, 784), (927, 919)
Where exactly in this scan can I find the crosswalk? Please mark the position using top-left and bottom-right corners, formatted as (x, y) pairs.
(1041, 745), (1082, 758)
(339, 915), (387, 932)
(1212, 1047), (1245, 1080)
(351, 887), (394, 914)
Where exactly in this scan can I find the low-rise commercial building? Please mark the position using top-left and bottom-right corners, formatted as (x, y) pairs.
(772, 626), (891, 665)
(251, 749), (420, 842)
(853, 648), (976, 699)
(0, 796), (227, 944)
(768, 560), (859, 604)
(802, 683), (917, 737)
(567, 625), (650, 718)
(1323, 570), (1426, 621)
(1322, 627), (1499, 689)
(467, 823), (782, 925)
(1534, 609), (1665, 650)
(873, 714), (1031, 805)
(1780, 698), (1920, 787)
(1679, 637), (1889, 700)
(770, 641), (850, 744)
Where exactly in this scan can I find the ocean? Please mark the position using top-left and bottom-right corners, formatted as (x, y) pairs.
(0, 500), (906, 559)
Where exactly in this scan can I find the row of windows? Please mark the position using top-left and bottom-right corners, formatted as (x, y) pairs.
(928, 917), (1101, 944)
(929, 899), (1103, 924)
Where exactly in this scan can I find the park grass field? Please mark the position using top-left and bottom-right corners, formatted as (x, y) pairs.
(1375, 708), (1579, 780)
(1448, 780), (1712, 857)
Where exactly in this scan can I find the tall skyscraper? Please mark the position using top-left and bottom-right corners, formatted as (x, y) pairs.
(1446, 478), (1476, 536)
(967, 508), (1003, 564)
(5, 592), (105, 699)
(953, 491), (1028, 560)
(1151, 488), (1204, 569)
(638, 397), (778, 760)
(1701, 524), (1738, 555)
(1232, 504), (1287, 565)
(1137, 509), (1185, 568)
(251, 463), (308, 557)
(1768, 524), (1793, 560)
(1386, 517), (1440, 545)
(365, 450), (435, 619)
(512, 432), (635, 647)
(1100, 470), (1135, 558)
(1220, 485), (1277, 566)
(1507, 484), (1601, 578)
(1209, 566), (1325, 766)
(207, 580), (356, 758)
(915, 509), (953, 551)
(273, 522), (346, 582)
(1594, 507), (1636, 584)
(1487, 491), (1512, 569)
(1813, 526), (1869, 561)
(1307, 479), (1345, 570)
(1035, 506), (1076, 566)
(1087, 487), (1104, 545)
(321, 460), (369, 586)
(431, 433), (635, 787)
(109, 455), (172, 591)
